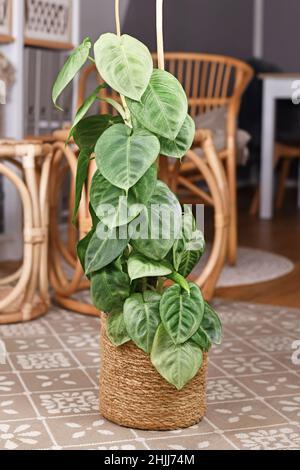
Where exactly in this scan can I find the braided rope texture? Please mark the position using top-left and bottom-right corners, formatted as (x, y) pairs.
(100, 314), (208, 431)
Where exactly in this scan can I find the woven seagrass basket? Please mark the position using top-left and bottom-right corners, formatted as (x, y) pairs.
(99, 314), (208, 431)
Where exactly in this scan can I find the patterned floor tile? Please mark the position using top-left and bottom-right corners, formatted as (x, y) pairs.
(207, 361), (226, 378)
(58, 333), (99, 350)
(135, 418), (214, 440)
(0, 373), (24, 395)
(0, 322), (52, 338)
(0, 420), (53, 450)
(65, 441), (148, 450)
(226, 424), (300, 450)
(31, 390), (99, 417)
(207, 399), (287, 430)
(145, 433), (235, 450)
(48, 318), (100, 335)
(1, 300), (300, 450)
(210, 339), (257, 358)
(238, 372), (300, 397)
(0, 361), (13, 373)
(4, 336), (62, 353)
(20, 369), (95, 392)
(9, 351), (77, 372)
(46, 414), (134, 446)
(265, 395), (300, 423)
(275, 318), (300, 337)
(72, 350), (101, 368)
(0, 395), (36, 421)
(226, 322), (282, 339)
(207, 377), (254, 403)
(248, 335), (296, 354)
(211, 354), (286, 377)
(272, 352), (300, 372)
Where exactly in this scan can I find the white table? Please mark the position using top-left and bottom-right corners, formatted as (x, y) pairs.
(260, 73), (300, 219)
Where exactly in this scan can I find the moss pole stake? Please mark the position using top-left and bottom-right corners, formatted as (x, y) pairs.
(156, 0), (165, 71)
(114, 0), (132, 127)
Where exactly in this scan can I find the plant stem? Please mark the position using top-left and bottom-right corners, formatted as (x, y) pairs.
(156, 0), (165, 71)
(114, 0), (132, 128)
(157, 278), (165, 294)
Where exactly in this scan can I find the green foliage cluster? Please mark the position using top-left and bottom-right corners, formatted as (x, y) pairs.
(53, 33), (222, 390)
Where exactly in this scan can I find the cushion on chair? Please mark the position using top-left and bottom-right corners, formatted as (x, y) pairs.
(194, 107), (251, 165)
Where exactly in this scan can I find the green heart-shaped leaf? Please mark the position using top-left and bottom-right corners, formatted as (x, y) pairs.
(160, 115), (195, 158)
(106, 311), (130, 347)
(127, 69), (188, 140)
(94, 33), (153, 101)
(90, 166), (157, 229)
(173, 207), (205, 277)
(131, 181), (182, 260)
(160, 283), (204, 345)
(73, 149), (90, 222)
(91, 261), (130, 313)
(201, 302), (222, 345)
(151, 324), (203, 390)
(85, 222), (129, 274)
(95, 124), (160, 191)
(73, 114), (123, 152)
(124, 291), (161, 353)
(192, 327), (212, 351)
(128, 253), (172, 281)
(52, 37), (91, 109)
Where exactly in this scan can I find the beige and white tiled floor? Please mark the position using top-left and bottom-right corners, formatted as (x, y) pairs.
(0, 300), (300, 450)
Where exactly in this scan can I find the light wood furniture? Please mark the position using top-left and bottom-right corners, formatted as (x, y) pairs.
(250, 142), (300, 215)
(49, 130), (99, 316)
(0, 140), (52, 324)
(77, 54), (253, 265)
(275, 143), (300, 209)
(1, 0), (81, 261)
(259, 73), (300, 219)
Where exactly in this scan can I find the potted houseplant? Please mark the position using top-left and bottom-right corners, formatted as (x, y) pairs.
(52, 0), (222, 431)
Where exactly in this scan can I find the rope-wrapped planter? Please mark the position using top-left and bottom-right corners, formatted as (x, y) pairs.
(0, 140), (52, 324)
(100, 314), (208, 431)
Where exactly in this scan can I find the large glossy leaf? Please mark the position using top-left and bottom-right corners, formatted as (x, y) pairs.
(201, 302), (222, 345)
(124, 291), (161, 353)
(85, 222), (129, 275)
(192, 327), (212, 351)
(77, 229), (94, 275)
(91, 261), (130, 313)
(127, 69), (188, 140)
(69, 85), (106, 140)
(128, 253), (172, 281)
(106, 311), (130, 347)
(131, 181), (182, 260)
(52, 37), (91, 109)
(73, 149), (90, 222)
(173, 208), (205, 277)
(95, 124), (160, 191)
(77, 206), (98, 274)
(160, 283), (204, 345)
(159, 115), (195, 158)
(73, 115), (122, 152)
(151, 324), (203, 390)
(94, 33), (153, 101)
(90, 166), (156, 229)
(167, 272), (190, 294)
